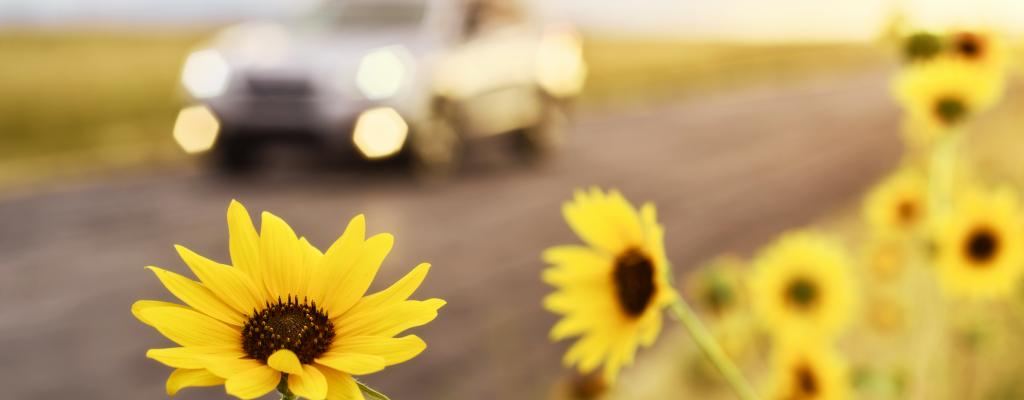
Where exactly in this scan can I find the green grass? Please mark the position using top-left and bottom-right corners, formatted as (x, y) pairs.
(0, 30), (205, 168)
(581, 38), (890, 105)
(0, 31), (888, 189)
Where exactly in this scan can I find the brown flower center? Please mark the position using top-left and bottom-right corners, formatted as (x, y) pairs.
(785, 276), (818, 310)
(705, 280), (735, 316)
(897, 199), (918, 225)
(794, 363), (819, 397)
(613, 248), (657, 317)
(903, 32), (942, 62)
(242, 295), (335, 364)
(953, 32), (984, 60)
(965, 226), (999, 266)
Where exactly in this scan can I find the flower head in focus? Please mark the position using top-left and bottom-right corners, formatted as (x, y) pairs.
(133, 200), (444, 399)
(542, 187), (676, 383)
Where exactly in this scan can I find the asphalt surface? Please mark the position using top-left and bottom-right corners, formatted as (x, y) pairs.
(0, 68), (901, 400)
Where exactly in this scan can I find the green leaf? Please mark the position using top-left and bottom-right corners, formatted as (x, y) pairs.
(355, 380), (391, 400)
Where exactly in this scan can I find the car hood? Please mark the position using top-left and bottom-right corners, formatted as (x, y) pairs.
(212, 22), (431, 93)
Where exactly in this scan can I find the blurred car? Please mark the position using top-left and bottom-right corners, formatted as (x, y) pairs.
(171, 0), (586, 174)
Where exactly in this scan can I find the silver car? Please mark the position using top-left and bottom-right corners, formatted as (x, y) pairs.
(171, 0), (586, 174)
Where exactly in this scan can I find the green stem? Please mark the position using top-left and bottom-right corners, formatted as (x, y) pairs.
(928, 131), (961, 214)
(277, 375), (296, 400)
(670, 297), (759, 400)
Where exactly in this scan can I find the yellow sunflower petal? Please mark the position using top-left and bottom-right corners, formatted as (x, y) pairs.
(324, 233), (394, 319)
(225, 365), (281, 400)
(541, 245), (611, 285)
(260, 211), (305, 299)
(604, 189), (645, 244)
(638, 310), (662, 346)
(175, 245), (265, 315)
(563, 333), (608, 373)
(300, 237), (324, 268)
(267, 349), (304, 375)
(316, 353), (387, 375)
(146, 266), (245, 326)
(577, 333), (614, 373)
(337, 299), (445, 337)
(347, 263), (430, 314)
(166, 368), (225, 396)
(329, 335), (426, 366)
(227, 200), (265, 296)
(549, 314), (593, 340)
(321, 367), (364, 400)
(204, 355), (261, 379)
(131, 300), (188, 327)
(288, 364), (329, 400)
(147, 346), (237, 369)
(136, 305), (239, 347)
(562, 189), (623, 253)
(309, 214), (367, 306)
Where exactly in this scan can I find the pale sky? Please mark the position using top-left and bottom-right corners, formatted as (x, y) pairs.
(5, 0), (1024, 42)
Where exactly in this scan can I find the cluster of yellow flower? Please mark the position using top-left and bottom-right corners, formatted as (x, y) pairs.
(127, 28), (1023, 400)
(538, 28), (1024, 400)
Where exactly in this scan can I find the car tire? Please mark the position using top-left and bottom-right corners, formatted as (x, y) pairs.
(213, 136), (256, 173)
(410, 103), (463, 181)
(514, 98), (568, 161)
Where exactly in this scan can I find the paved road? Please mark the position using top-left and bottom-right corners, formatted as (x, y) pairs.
(0, 69), (900, 400)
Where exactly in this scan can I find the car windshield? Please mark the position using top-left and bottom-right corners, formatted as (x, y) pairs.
(309, 1), (426, 30)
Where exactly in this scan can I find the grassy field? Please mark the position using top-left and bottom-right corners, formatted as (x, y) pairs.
(581, 39), (889, 104)
(0, 30), (889, 189)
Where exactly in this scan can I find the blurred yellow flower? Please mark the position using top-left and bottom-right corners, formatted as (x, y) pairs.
(947, 30), (1008, 72)
(893, 57), (1004, 146)
(864, 238), (908, 283)
(866, 295), (906, 335)
(543, 188), (676, 383)
(686, 255), (748, 318)
(931, 187), (1024, 299)
(750, 231), (857, 340)
(767, 341), (849, 400)
(133, 200), (444, 399)
(863, 168), (928, 239)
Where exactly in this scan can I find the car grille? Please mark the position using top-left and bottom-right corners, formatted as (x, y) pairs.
(246, 76), (314, 98)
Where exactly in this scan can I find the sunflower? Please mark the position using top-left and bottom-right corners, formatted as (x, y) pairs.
(864, 238), (908, 283)
(766, 342), (849, 400)
(866, 295), (906, 335)
(686, 255), (748, 318)
(946, 29), (1008, 71)
(863, 168), (928, 239)
(132, 200), (445, 399)
(749, 231), (856, 340)
(542, 188), (676, 383)
(931, 187), (1024, 299)
(893, 57), (1004, 146)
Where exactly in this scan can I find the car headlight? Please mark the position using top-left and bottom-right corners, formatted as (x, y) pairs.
(173, 105), (220, 154)
(352, 107), (408, 159)
(356, 46), (410, 100)
(181, 49), (231, 99)
(535, 27), (587, 98)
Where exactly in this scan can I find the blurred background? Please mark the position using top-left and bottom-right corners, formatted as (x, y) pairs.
(4, 0), (1024, 399)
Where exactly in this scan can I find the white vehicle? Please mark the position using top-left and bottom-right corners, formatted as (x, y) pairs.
(171, 0), (586, 174)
